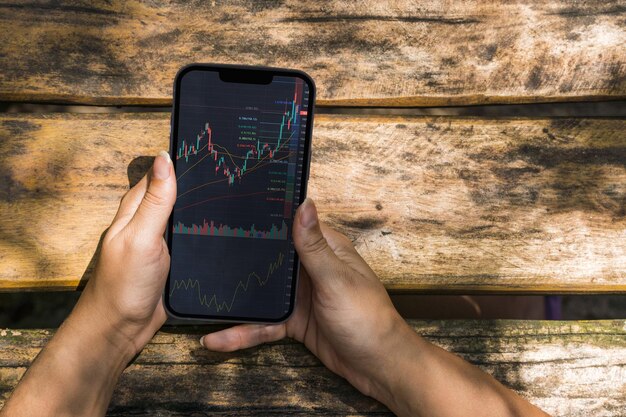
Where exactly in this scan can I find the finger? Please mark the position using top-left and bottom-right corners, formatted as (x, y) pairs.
(285, 267), (313, 342)
(110, 174), (148, 231)
(292, 198), (348, 289)
(319, 223), (356, 254)
(200, 323), (287, 352)
(319, 224), (378, 281)
(128, 151), (177, 239)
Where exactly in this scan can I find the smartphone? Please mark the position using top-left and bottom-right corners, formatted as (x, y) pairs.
(164, 64), (315, 323)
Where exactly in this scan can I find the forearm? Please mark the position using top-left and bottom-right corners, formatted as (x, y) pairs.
(1, 293), (136, 417)
(372, 321), (549, 417)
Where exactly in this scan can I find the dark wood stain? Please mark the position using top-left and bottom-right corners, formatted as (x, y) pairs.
(525, 65), (544, 90)
(337, 216), (386, 230)
(513, 145), (626, 168)
(480, 44), (498, 62)
(1, 119), (38, 136)
(410, 217), (444, 226)
(0, 3), (119, 16)
(281, 15), (481, 24)
(551, 4), (626, 17)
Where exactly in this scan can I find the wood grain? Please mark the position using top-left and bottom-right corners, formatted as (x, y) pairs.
(0, 1), (624, 106)
(1, 320), (625, 416)
(1, 113), (624, 292)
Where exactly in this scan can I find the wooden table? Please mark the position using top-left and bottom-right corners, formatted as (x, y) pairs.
(0, 1), (625, 415)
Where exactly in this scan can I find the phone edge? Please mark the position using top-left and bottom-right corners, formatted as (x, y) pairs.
(162, 63), (316, 325)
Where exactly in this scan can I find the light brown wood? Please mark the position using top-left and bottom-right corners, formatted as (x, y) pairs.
(1, 113), (624, 292)
(0, 1), (624, 106)
(1, 320), (624, 415)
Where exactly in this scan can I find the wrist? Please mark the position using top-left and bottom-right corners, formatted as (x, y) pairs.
(366, 314), (427, 414)
(1, 289), (138, 416)
(68, 287), (139, 365)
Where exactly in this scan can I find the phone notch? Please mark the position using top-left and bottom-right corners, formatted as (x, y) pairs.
(219, 68), (273, 85)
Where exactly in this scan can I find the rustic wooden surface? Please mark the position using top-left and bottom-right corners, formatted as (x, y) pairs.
(1, 113), (624, 292)
(0, 320), (624, 416)
(0, 0), (624, 106)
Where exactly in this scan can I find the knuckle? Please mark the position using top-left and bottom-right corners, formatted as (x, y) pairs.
(335, 235), (355, 252)
(304, 233), (330, 257)
(258, 325), (271, 342)
(142, 187), (167, 209)
(325, 230), (354, 251)
(259, 325), (277, 342)
(335, 231), (353, 247)
(327, 236), (358, 261)
(332, 245), (354, 261)
(101, 230), (125, 257)
(102, 228), (115, 246)
(235, 329), (245, 350)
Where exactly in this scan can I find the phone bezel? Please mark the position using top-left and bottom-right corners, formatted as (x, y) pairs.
(164, 63), (315, 324)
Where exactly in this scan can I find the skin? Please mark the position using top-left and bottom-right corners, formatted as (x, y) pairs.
(1, 152), (550, 417)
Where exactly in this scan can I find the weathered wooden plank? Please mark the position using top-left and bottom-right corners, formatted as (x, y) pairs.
(1, 113), (625, 292)
(0, 1), (624, 106)
(1, 320), (625, 416)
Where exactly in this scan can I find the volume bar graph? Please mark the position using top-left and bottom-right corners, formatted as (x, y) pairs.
(173, 219), (288, 240)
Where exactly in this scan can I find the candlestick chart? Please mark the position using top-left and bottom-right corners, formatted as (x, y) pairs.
(167, 69), (310, 320)
(173, 75), (306, 239)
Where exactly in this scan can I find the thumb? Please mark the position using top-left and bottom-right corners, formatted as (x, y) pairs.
(129, 151), (177, 239)
(293, 198), (345, 287)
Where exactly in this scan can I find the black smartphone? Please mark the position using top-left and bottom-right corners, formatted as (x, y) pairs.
(165, 64), (315, 323)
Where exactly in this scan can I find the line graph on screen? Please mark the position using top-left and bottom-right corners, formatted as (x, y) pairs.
(169, 251), (285, 313)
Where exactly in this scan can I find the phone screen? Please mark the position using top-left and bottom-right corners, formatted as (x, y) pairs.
(165, 65), (314, 322)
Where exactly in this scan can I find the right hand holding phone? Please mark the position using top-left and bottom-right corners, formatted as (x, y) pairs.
(201, 198), (417, 399)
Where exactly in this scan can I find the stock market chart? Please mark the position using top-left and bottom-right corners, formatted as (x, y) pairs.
(167, 69), (310, 320)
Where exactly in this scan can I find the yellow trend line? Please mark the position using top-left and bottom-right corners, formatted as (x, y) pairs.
(176, 152), (293, 200)
(213, 128), (296, 172)
(176, 128), (295, 181)
(177, 150), (211, 179)
(170, 252), (285, 313)
(212, 143), (247, 171)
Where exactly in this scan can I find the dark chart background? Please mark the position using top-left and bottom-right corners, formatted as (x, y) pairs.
(168, 70), (310, 320)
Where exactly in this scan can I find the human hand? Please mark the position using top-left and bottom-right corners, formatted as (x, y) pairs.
(77, 150), (176, 356)
(200, 198), (415, 398)
(1, 152), (178, 417)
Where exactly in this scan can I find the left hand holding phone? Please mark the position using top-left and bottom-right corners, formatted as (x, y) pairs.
(85, 149), (177, 354)
(0, 151), (176, 417)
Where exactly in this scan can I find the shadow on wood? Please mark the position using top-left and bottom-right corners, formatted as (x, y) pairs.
(77, 155), (156, 289)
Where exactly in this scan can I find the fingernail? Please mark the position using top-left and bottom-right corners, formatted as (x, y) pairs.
(153, 150), (171, 180)
(299, 198), (318, 228)
(199, 336), (205, 347)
